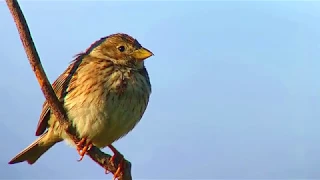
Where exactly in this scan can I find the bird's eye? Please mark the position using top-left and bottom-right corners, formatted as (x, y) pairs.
(118, 46), (125, 52)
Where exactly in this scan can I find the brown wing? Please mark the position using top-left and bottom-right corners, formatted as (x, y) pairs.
(35, 56), (84, 136)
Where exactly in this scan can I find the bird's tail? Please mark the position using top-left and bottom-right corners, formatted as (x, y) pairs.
(8, 131), (59, 165)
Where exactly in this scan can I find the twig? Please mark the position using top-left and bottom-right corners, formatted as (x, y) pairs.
(5, 0), (132, 179)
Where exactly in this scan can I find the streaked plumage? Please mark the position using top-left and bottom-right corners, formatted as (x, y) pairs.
(9, 33), (153, 165)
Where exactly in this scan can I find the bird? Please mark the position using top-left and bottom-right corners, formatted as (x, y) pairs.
(8, 33), (153, 178)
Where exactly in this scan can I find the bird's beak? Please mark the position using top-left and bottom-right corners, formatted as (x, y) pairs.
(132, 47), (154, 61)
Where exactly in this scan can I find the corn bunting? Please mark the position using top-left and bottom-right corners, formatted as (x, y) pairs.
(9, 33), (153, 177)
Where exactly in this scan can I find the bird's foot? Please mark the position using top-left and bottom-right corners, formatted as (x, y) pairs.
(76, 137), (93, 161)
(106, 145), (126, 180)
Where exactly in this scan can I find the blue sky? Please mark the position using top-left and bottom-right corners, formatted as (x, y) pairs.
(1, 1), (320, 179)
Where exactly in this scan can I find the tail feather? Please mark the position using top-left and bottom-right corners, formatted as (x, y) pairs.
(9, 132), (57, 165)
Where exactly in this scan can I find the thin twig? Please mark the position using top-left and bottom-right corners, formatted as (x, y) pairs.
(5, 0), (132, 179)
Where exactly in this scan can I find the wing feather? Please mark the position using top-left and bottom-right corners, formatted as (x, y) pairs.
(35, 55), (84, 136)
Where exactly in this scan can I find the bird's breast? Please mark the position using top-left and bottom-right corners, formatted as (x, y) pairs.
(97, 70), (150, 146)
(66, 69), (151, 147)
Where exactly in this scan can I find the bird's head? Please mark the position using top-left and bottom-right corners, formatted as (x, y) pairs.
(85, 33), (153, 69)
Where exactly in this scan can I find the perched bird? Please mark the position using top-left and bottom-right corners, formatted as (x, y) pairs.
(9, 33), (153, 178)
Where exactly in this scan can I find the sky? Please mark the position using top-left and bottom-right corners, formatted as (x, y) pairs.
(1, 1), (320, 179)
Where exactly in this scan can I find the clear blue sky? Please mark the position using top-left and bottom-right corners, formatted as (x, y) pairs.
(1, 1), (320, 179)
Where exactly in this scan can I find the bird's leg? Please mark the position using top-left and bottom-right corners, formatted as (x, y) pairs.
(76, 137), (93, 161)
(107, 145), (125, 180)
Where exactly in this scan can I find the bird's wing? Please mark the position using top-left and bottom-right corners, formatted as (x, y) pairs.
(138, 67), (151, 92)
(35, 56), (83, 136)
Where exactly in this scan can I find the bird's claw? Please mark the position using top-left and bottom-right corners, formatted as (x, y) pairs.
(105, 145), (125, 180)
(112, 158), (125, 180)
(76, 137), (92, 161)
(108, 154), (125, 180)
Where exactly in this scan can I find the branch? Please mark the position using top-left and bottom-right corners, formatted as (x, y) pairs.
(5, 1), (132, 179)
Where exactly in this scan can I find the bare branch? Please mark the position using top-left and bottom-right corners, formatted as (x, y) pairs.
(5, 0), (131, 179)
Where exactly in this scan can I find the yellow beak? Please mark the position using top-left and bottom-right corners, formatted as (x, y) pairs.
(132, 47), (154, 61)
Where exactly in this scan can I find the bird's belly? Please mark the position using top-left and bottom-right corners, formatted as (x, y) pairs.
(66, 88), (148, 148)
(92, 94), (146, 147)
